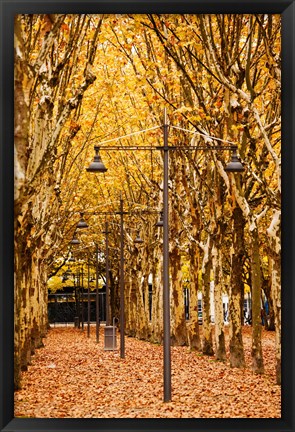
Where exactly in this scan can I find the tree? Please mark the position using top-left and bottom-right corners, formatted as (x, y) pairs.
(14, 13), (102, 387)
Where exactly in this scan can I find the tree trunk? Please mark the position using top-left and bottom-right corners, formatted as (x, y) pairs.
(14, 14), (102, 387)
(168, 153), (187, 346)
(14, 245), (48, 388)
(267, 210), (281, 384)
(140, 272), (152, 339)
(202, 237), (214, 356)
(262, 276), (275, 331)
(212, 245), (226, 361)
(150, 248), (163, 343)
(229, 206), (246, 368)
(135, 264), (151, 340)
(170, 246), (187, 346)
(187, 243), (202, 351)
(250, 229), (264, 374)
(125, 268), (137, 338)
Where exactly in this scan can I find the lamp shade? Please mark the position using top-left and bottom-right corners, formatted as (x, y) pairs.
(134, 231), (143, 244)
(156, 211), (164, 227)
(86, 146), (108, 173)
(70, 235), (80, 245)
(77, 213), (88, 229)
(225, 149), (244, 172)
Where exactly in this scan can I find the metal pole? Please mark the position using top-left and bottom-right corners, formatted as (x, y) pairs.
(119, 194), (125, 358)
(54, 295), (57, 327)
(81, 264), (84, 330)
(163, 108), (171, 402)
(105, 221), (110, 326)
(74, 275), (78, 327)
(95, 244), (100, 343)
(77, 271), (81, 329)
(87, 255), (90, 338)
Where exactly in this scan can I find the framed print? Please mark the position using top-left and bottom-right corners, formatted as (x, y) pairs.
(1, 1), (294, 431)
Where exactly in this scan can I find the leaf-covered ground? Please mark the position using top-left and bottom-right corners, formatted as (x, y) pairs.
(14, 325), (281, 418)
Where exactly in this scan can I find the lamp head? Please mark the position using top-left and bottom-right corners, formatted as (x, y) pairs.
(70, 234), (80, 245)
(76, 212), (88, 229)
(156, 211), (164, 228)
(224, 148), (244, 172)
(86, 146), (108, 173)
(134, 231), (143, 244)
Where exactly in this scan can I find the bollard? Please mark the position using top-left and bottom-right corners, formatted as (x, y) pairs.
(104, 325), (117, 351)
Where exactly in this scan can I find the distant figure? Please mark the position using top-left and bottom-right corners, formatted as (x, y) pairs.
(244, 310), (252, 325)
(223, 310), (228, 323)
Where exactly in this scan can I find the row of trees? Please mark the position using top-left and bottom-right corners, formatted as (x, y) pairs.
(14, 13), (281, 388)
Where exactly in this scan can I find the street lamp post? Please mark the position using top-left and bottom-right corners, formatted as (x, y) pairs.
(75, 214), (89, 332)
(81, 264), (84, 330)
(95, 243), (100, 343)
(87, 255), (91, 338)
(77, 269), (81, 329)
(119, 195), (125, 359)
(85, 109), (244, 401)
(86, 156), (126, 357)
(102, 221), (111, 326)
(162, 109), (171, 402)
(159, 112), (244, 401)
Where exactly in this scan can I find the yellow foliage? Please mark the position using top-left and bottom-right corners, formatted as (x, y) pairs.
(48, 276), (70, 293)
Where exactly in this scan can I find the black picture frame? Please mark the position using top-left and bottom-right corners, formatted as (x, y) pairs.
(0, 1), (294, 431)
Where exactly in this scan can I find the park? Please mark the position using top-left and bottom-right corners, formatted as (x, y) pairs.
(11, 12), (284, 421)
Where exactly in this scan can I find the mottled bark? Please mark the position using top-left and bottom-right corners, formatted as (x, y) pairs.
(14, 247), (48, 388)
(262, 276), (275, 331)
(168, 154), (187, 346)
(150, 246), (163, 343)
(124, 240), (150, 340)
(267, 210), (281, 384)
(14, 18), (31, 387)
(135, 262), (151, 340)
(140, 272), (152, 339)
(170, 246), (187, 346)
(212, 245), (226, 361)
(187, 243), (202, 351)
(202, 237), (214, 356)
(14, 14), (102, 387)
(250, 229), (264, 374)
(179, 157), (202, 351)
(125, 267), (138, 338)
(229, 206), (245, 368)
